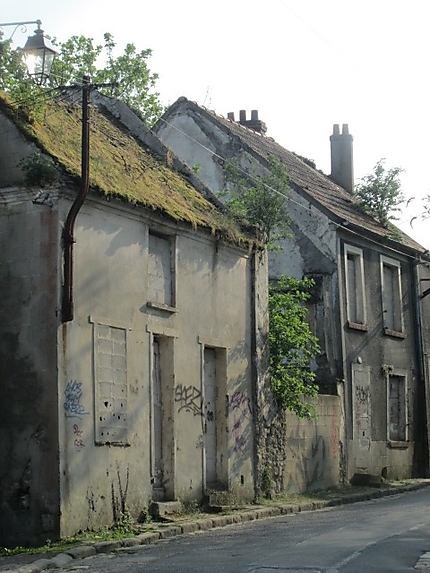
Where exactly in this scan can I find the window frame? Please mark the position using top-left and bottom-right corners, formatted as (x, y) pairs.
(89, 316), (130, 447)
(147, 230), (177, 313)
(385, 367), (408, 447)
(380, 255), (404, 337)
(344, 243), (367, 331)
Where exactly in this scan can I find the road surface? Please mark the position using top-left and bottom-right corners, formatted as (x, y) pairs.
(67, 487), (430, 572)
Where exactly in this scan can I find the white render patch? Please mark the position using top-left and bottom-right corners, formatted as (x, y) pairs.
(94, 323), (128, 444)
(148, 233), (172, 306)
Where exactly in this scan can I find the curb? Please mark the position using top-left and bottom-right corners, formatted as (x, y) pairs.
(2, 481), (429, 573)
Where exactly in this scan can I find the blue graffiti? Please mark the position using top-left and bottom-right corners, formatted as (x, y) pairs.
(64, 380), (88, 418)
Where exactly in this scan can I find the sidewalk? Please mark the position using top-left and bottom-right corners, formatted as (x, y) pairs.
(1, 479), (429, 573)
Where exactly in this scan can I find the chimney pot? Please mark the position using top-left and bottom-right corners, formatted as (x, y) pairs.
(330, 123), (354, 194)
(239, 110), (247, 122)
(251, 110), (259, 121)
(227, 112), (235, 121)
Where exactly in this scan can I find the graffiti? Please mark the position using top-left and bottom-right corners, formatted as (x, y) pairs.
(229, 391), (251, 453)
(64, 380), (88, 418)
(228, 391), (252, 415)
(174, 384), (202, 416)
(73, 423), (85, 449)
(355, 385), (370, 404)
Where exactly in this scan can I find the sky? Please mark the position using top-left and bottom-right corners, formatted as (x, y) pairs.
(2, 0), (429, 248)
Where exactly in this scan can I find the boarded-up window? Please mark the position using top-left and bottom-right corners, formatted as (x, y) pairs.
(344, 245), (366, 325)
(94, 323), (128, 445)
(381, 256), (403, 333)
(148, 233), (174, 306)
(388, 374), (406, 441)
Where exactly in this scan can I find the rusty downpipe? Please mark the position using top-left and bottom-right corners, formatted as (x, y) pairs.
(62, 75), (91, 323)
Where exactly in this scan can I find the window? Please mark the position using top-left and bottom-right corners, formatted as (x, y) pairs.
(93, 322), (128, 445)
(387, 372), (407, 443)
(344, 244), (367, 329)
(380, 256), (403, 335)
(148, 232), (176, 310)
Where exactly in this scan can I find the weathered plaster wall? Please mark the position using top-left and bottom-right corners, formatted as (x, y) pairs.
(0, 192), (60, 547)
(0, 115), (38, 187)
(156, 109), (345, 493)
(418, 262), (430, 475)
(156, 111), (342, 393)
(57, 196), (256, 536)
(339, 235), (425, 479)
(284, 395), (343, 492)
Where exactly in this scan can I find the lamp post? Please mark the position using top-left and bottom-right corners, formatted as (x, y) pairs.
(2, 20), (115, 322)
(0, 19), (57, 84)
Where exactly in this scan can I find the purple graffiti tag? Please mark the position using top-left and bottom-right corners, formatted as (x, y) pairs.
(229, 391), (252, 415)
(73, 424), (85, 449)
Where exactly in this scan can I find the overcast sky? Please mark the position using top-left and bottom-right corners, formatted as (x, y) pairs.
(3, 0), (429, 248)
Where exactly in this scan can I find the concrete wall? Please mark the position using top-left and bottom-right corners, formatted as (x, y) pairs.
(339, 234), (425, 479)
(0, 114), (39, 187)
(156, 108), (347, 492)
(57, 195), (256, 536)
(284, 395), (343, 492)
(156, 110), (342, 394)
(0, 190), (60, 547)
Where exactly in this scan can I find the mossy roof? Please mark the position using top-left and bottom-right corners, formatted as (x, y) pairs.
(0, 93), (254, 247)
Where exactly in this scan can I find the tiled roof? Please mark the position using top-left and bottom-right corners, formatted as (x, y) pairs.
(163, 98), (425, 254)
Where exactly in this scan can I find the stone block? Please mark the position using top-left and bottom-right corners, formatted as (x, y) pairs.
(210, 516), (228, 528)
(29, 558), (54, 572)
(121, 537), (142, 547)
(136, 531), (161, 544)
(195, 518), (214, 531)
(150, 500), (183, 519)
(94, 540), (122, 553)
(50, 553), (73, 568)
(65, 545), (96, 559)
(180, 522), (199, 534)
(159, 526), (181, 539)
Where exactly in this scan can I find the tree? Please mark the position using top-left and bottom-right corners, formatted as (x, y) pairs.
(269, 276), (319, 417)
(223, 157), (291, 250)
(0, 32), (162, 126)
(355, 159), (405, 226)
(224, 157), (319, 417)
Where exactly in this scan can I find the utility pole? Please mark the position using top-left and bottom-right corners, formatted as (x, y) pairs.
(62, 76), (115, 322)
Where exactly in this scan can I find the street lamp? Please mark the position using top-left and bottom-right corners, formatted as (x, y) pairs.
(0, 19), (57, 84)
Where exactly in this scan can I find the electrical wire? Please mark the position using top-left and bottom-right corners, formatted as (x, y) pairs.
(154, 115), (427, 262)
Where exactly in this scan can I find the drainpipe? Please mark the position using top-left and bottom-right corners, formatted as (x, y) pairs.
(411, 260), (429, 476)
(62, 75), (90, 323)
(250, 248), (259, 498)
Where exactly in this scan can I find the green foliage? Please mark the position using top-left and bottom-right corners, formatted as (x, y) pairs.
(49, 33), (163, 125)
(18, 151), (58, 187)
(355, 159), (405, 226)
(223, 157), (291, 249)
(260, 467), (275, 499)
(0, 33), (45, 118)
(269, 276), (320, 417)
(0, 31), (162, 126)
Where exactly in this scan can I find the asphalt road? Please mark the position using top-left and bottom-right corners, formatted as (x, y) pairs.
(68, 488), (430, 573)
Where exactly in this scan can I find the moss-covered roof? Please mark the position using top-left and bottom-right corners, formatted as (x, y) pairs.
(0, 93), (254, 247)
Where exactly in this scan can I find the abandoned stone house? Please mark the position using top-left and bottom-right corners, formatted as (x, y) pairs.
(0, 95), (268, 546)
(155, 98), (430, 485)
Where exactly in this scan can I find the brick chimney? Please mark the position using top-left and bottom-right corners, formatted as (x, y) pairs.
(227, 109), (267, 134)
(330, 123), (354, 193)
